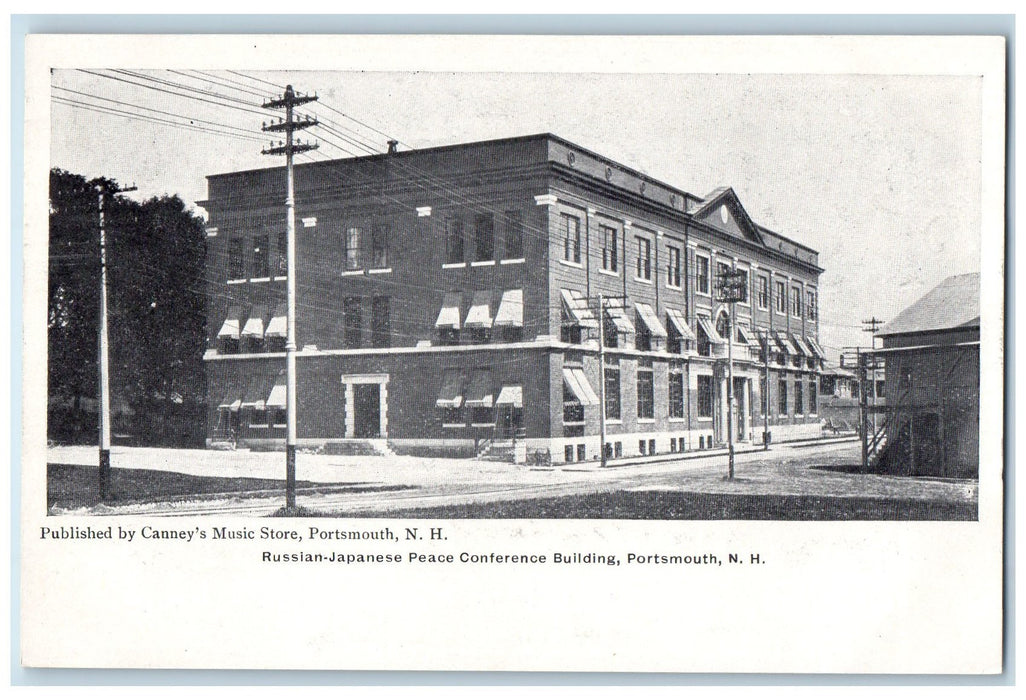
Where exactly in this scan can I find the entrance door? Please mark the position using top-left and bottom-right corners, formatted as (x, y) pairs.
(497, 406), (523, 440)
(733, 377), (747, 441)
(353, 384), (381, 438)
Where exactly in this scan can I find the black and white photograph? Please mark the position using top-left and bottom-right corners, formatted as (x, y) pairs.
(20, 33), (1006, 673)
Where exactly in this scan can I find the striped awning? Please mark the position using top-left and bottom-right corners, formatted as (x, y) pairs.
(464, 291), (494, 329)
(736, 324), (759, 347)
(241, 305), (267, 338)
(435, 292), (462, 329)
(240, 374), (276, 410)
(216, 375), (246, 411)
(493, 289), (524, 327)
(496, 385), (523, 408)
(560, 289), (599, 328)
(696, 315), (725, 344)
(634, 303), (667, 338)
(266, 372), (287, 409)
(773, 331), (798, 355)
(790, 332), (813, 356)
(217, 305), (243, 339)
(562, 368), (600, 406)
(665, 308), (697, 341)
(805, 336), (827, 359)
(604, 302), (635, 335)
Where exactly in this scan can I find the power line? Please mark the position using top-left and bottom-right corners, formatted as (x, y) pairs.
(76, 69), (270, 118)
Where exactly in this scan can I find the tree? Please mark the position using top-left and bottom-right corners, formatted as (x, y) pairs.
(48, 168), (208, 446)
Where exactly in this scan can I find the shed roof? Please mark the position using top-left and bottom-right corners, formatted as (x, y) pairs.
(877, 273), (980, 337)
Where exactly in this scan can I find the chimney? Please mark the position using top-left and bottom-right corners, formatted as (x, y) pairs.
(387, 140), (399, 154)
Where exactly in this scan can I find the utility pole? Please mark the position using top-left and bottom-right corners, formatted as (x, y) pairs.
(95, 181), (135, 502)
(862, 316), (884, 436)
(762, 329), (770, 451)
(262, 85), (318, 512)
(717, 264), (746, 480)
(597, 293), (607, 469)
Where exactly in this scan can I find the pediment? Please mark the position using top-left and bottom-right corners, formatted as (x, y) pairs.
(690, 187), (765, 245)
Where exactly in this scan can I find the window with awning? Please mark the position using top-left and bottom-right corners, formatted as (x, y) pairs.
(496, 385), (523, 408)
(666, 308), (697, 341)
(464, 369), (494, 408)
(435, 292), (462, 330)
(216, 376), (246, 411)
(736, 324), (759, 347)
(436, 370), (464, 408)
(696, 315), (725, 344)
(241, 305), (267, 339)
(790, 332), (812, 356)
(773, 331), (798, 355)
(560, 288), (598, 328)
(604, 302), (635, 334)
(464, 290), (494, 328)
(634, 303), (667, 338)
(805, 336), (827, 359)
(217, 305), (243, 339)
(266, 371), (287, 409)
(493, 290), (523, 327)
(240, 374), (277, 410)
(265, 303), (287, 338)
(562, 367), (600, 405)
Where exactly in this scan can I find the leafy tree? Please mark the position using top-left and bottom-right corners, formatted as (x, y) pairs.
(48, 168), (208, 446)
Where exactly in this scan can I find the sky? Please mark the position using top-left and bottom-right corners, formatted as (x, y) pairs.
(49, 69), (983, 359)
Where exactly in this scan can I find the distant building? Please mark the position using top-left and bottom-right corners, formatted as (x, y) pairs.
(874, 273), (980, 478)
(200, 133), (825, 463)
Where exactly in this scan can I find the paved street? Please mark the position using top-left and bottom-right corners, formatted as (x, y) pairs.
(46, 439), (977, 518)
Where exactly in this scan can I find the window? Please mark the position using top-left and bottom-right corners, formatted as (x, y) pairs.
(637, 364), (654, 419)
(809, 381), (817, 415)
(272, 408), (286, 428)
(669, 367), (684, 419)
(228, 238), (244, 280)
(471, 407), (494, 425)
(759, 376), (767, 416)
(561, 323), (581, 345)
(778, 378), (788, 416)
(252, 235), (269, 278)
(603, 314), (619, 349)
(666, 245), (681, 287)
(439, 328), (459, 346)
(562, 213), (581, 264)
(371, 223), (388, 268)
(344, 227), (361, 270)
(807, 290), (817, 320)
(442, 406), (463, 426)
(249, 408), (268, 428)
(795, 379), (804, 415)
(371, 296), (390, 348)
(877, 379), (886, 398)
(604, 363), (621, 420)
(757, 275), (769, 309)
(276, 231), (287, 277)
(716, 261), (731, 297)
(445, 216), (464, 264)
(696, 254), (710, 294)
(343, 296), (362, 348)
(697, 375), (713, 418)
(504, 211), (523, 259)
(737, 269), (749, 304)
(636, 237), (651, 280)
(792, 286), (802, 317)
(563, 382), (584, 424)
(636, 313), (651, 351)
(474, 213), (494, 262)
(219, 337), (239, 355)
(601, 225), (618, 272)
(775, 281), (786, 313)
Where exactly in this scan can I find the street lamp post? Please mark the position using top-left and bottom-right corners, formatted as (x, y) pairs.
(717, 264), (747, 481)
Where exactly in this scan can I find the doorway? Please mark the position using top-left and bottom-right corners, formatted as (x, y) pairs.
(353, 383), (381, 438)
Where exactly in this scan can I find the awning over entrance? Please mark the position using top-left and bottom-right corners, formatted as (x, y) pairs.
(265, 303), (287, 338)
(562, 367), (600, 405)
(496, 385), (523, 408)
(560, 289), (599, 328)
(464, 290), (494, 328)
(634, 303), (667, 338)
(805, 336), (827, 359)
(217, 375), (246, 411)
(464, 369), (494, 408)
(217, 305), (243, 339)
(493, 289), (524, 328)
(790, 332), (813, 356)
(240, 374), (276, 410)
(773, 331), (798, 355)
(604, 303), (635, 334)
(696, 315), (726, 344)
(241, 305), (267, 339)
(436, 369), (463, 408)
(665, 308), (697, 341)
(435, 292), (462, 329)
(266, 371), (287, 409)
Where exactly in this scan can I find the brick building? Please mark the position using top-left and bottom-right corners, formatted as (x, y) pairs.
(201, 134), (825, 463)
(872, 273), (980, 478)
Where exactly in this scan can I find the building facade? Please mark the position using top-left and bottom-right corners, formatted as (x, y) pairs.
(873, 273), (980, 478)
(201, 134), (825, 463)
